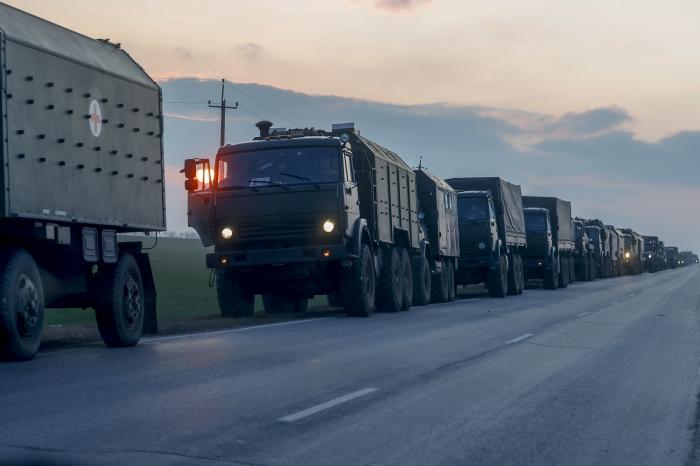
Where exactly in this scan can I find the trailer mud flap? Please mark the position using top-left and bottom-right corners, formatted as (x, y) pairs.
(133, 252), (158, 334)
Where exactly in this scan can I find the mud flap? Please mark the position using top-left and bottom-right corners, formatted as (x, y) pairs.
(133, 252), (158, 334)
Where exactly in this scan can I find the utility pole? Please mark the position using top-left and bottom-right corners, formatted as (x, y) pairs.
(208, 79), (238, 147)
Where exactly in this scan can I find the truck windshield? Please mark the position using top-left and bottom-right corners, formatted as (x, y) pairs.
(217, 146), (340, 189)
(457, 197), (488, 221)
(524, 212), (548, 232)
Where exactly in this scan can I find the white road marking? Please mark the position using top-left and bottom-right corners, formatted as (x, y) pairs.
(505, 333), (534, 345)
(609, 300), (619, 305)
(143, 317), (333, 343)
(278, 388), (379, 423)
(576, 311), (591, 317)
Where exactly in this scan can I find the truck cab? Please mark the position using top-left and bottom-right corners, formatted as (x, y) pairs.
(185, 122), (421, 317)
(573, 219), (594, 281)
(455, 191), (498, 261)
(523, 207), (553, 258)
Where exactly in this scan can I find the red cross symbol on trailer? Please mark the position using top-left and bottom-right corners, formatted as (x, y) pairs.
(89, 99), (102, 137)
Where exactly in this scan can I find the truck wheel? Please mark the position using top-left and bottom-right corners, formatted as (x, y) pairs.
(216, 269), (254, 318)
(399, 248), (413, 311)
(327, 293), (342, 308)
(412, 254), (431, 306)
(543, 256), (558, 290)
(507, 253), (519, 296)
(431, 259), (449, 303)
(342, 244), (376, 317)
(263, 293), (305, 314)
(569, 256), (576, 284)
(94, 253), (144, 348)
(376, 248), (403, 312)
(487, 254), (508, 298)
(516, 255), (525, 295)
(446, 260), (456, 301)
(0, 249), (44, 362)
(558, 256), (569, 289)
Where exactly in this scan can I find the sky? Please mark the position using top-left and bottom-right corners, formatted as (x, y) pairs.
(5, 1), (700, 251)
(7, 0), (700, 141)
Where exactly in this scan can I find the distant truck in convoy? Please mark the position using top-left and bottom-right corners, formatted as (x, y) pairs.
(186, 122), (429, 317)
(642, 235), (662, 273)
(446, 178), (526, 298)
(664, 246), (679, 269)
(572, 218), (594, 281)
(605, 226), (622, 277)
(522, 196), (575, 289)
(584, 219), (611, 278)
(620, 228), (643, 275)
(0, 4), (164, 361)
(414, 169), (459, 304)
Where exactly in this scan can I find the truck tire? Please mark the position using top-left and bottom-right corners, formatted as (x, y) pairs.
(399, 248), (413, 311)
(327, 293), (342, 308)
(507, 253), (519, 296)
(487, 255), (508, 298)
(0, 249), (44, 362)
(341, 244), (375, 317)
(94, 253), (144, 348)
(376, 247), (402, 312)
(558, 256), (569, 289)
(216, 269), (254, 318)
(569, 256), (575, 284)
(412, 254), (431, 306)
(263, 293), (307, 314)
(543, 255), (558, 290)
(431, 259), (449, 303)
(446, 260), (456, 302)
(515, 255), (525, 295)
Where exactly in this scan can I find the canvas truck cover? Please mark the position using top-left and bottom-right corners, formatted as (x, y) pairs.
(522, 196), (575, 248)
(0, 3), (165, 231)
(446, 177), (526, 247)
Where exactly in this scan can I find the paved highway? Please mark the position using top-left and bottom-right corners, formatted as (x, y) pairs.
(2, 267), (700, 465)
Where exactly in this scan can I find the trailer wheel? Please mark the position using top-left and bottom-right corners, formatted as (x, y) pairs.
(487, 254), (508, 298)
(263, 293), (306, 314)
(0, 249), (44, 362)
(216, 269), (254, 318)
(412, 254), (431, 306)
(376, 248), (403, 312)
(446, 261), (456, 302)
(399, 248), (413, 311)
(431, 259), (449, 303)
(507, 253), (519, 296)
(558, 256), (569, 289)
(543, 255), (558, 290)
(94, 253), (144, 348)
(342, 244), (376, 317)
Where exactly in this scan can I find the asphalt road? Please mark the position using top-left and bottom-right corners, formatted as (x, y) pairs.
(2, 266), (700, 466)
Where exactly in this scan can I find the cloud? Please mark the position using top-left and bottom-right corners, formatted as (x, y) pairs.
(234, 42), (265, 61)
(371, 0), (432, 11)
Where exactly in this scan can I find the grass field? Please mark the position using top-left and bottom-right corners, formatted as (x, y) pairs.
(45, 237), (331, 327)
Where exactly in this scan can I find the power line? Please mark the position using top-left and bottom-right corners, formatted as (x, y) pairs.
(228, 83), (302, 128)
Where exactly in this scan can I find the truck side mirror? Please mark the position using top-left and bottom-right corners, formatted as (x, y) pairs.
(184, 159), (198, 179)
(185, 179), (199, 192)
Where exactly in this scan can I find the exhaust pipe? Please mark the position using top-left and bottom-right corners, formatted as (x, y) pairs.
(255, 120), (273, 138)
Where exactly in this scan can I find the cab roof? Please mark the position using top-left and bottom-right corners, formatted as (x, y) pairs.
(217, 136), (342, 156)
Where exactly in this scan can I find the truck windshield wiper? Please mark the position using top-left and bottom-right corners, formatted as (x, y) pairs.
(248, 179), (290, 190)
(279, 171), (321, 189)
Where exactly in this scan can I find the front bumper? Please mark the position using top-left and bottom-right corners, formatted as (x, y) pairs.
(207, 244), (349, 268)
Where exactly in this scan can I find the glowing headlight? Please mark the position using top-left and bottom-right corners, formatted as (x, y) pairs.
(478, 242), (486, 250)
(221, 227), (233, 239)
(323, 220), (335, 233)
(625, 252), (630, 258)
(648, 254), (652, 258)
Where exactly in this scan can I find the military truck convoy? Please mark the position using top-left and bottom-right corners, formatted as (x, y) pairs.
(2, 4), (695, 361)
(0, 4), (164, 361)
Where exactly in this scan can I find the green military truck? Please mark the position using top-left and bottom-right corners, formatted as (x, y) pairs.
(0, 4), (164, 361)
(620, 228), (643, 275)
(642, 235), (662, 273)
(414, 169), (459, 304)
(572, 218), (595, 281)
(185, 122), (422, 317)
(522, 196), (575, 290)
(446, 177), (526, 298)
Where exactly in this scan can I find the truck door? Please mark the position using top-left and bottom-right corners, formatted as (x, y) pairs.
(488, 198), (498, 249)
(342, 150), (360, 233)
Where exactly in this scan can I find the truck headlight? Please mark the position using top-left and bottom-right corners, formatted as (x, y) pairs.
(323, 220), (335, 233)
(478, 242), (486, 250)
(625, 252), (630, 258)
(221, 227), (233, 239)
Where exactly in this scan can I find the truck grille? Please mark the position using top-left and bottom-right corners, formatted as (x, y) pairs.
(460, 241), (477, 252)
(236, 219), (319, 242)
